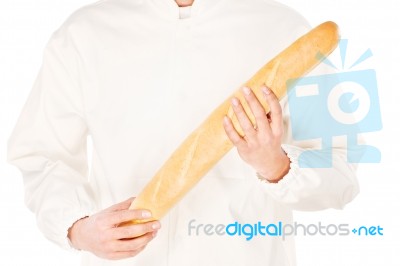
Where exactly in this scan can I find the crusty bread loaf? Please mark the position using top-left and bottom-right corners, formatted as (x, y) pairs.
(128, 21), (340, 222)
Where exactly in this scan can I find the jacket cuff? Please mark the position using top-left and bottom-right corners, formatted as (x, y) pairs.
(63, 212), (91, 251)
(257, 144), (303, 199)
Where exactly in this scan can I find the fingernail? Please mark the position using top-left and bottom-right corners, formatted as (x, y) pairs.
(262, 86), (271, 95)
(242, 86), (251, 95)
(231, 97), (239, 106)
(152, 222), (161, 230)
(142, 211), (152, 218)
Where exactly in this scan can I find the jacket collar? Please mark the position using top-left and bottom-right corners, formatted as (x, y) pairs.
(150, 0), (226, 19)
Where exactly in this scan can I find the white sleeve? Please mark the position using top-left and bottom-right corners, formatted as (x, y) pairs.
(260, 65), (360, 211)
(7, 26), (96, 249)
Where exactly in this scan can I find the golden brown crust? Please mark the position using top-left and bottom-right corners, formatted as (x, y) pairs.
(128, 22), (340, 222)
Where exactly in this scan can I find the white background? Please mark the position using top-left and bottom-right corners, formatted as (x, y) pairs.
(1, 0), (399, 265)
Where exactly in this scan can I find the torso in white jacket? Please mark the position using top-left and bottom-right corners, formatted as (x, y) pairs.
(7, 0), (359, 265)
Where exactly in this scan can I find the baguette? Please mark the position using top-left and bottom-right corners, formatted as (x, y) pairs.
(128, 21), (340, 222)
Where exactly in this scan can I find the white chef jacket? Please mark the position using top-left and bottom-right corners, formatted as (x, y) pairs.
(7, 0), (359, 265)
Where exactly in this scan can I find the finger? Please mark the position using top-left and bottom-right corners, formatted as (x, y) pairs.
(111, 221), (161, 239)
(231, 97), (256, 138)
(242, 87), (270, 133)
(262, 86), (283, 135)
(106, 209), (153, 227)
(114, 232), (155, 252)
(223, 116), (247, 149)
(105, 197), (135, 212)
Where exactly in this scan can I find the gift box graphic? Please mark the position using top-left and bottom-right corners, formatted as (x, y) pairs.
(287, 40), (382, 168)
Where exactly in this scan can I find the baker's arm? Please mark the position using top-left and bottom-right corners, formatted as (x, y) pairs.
(263, 144), (359, 211)
(260, 90), (360, 211)
(275, 56), (361, 210)
(7, 25), (162, 258)
(7, 27), (96, 249)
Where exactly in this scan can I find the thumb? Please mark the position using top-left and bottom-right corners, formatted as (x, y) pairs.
(106, 197), (135, 212)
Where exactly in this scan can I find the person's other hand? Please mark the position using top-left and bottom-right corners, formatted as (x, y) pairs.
(68, 197), (160, 260)
(223, 86), (290, 183)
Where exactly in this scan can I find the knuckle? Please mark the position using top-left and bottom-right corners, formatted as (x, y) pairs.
(116, 212), (125, 222)
(116, 227), (129, 239)
(232, 138), (242, 145)
(115, 227), (130, 239)
(255, 114), (267, 122)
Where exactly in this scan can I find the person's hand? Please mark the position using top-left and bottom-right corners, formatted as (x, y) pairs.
(223, 86), (290, 183)
(67, 197), (161, 260)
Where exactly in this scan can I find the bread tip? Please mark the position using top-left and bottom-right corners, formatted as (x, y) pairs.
(321, 21), (340, 38)
(323, 21), (338, 29)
